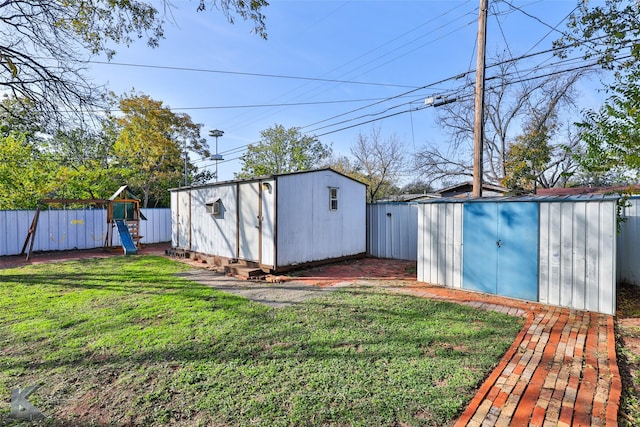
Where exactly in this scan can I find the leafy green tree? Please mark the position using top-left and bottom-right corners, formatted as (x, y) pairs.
(50, 128), (124, 200)
(503, 126), (552, 194)
(0, 96), (45, 143)
(555, 1), (640, 181)
(324, 153), (367, 180)
(0, 133), (57, 209)
(399, 180), (434, 195)
(576, 69), (640, 181)
(0, 97), (125, 205)
(110, 93), (210, 207)
(236, 125), (331, 178)
(53, 128), (112, 169)
(503, 121), (580, 193)
(1, 0), (268, 123)
(46, 165), (125, 201)
(555, 0), (640, 75)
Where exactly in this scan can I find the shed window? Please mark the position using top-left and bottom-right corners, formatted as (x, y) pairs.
(206, 199), (223, 217)
(329, 188), (338, 210)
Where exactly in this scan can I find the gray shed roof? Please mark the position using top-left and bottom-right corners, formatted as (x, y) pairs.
(419, 194), (622, 204)
(169, 167), (366, 192)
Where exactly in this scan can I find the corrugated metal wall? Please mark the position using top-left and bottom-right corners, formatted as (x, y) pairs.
(417, 198), (618, 315)
(417, 202), (463, 287)
(171, 180), (276, 268)
(367, 203), (418, 261)
(0, 208), (171, 256)
(170, 170), (366, 270)
(538, 200), (617, 315)
(140, 209), (172, 244)
(184, 184), (239, 259)
(618, 197), (640, 285)
(276, 170), (366, 267)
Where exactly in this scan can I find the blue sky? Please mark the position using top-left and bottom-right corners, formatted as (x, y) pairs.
(88, 0), (606, 183)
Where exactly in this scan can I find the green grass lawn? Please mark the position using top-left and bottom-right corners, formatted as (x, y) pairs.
(0, 256), (522, 426)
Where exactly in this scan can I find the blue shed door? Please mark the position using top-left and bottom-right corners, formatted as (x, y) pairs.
(462, 202), (539, 301)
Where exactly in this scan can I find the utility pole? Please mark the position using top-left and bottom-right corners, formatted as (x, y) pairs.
(473, 0), (488, 197)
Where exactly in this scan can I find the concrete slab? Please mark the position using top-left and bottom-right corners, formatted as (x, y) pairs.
(175, 270), (340, 307)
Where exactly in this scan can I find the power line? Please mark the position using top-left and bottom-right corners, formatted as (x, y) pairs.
(216, 2), (480, 135)
(194, 51), (609, 168)
(499, 0), (571, 37)
(193, 54), (610, 171)
(301, 57), (616, 139)
(87, 59), (419, 89)
(68, 27), (621, 118)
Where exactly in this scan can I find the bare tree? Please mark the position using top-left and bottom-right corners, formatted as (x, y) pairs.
(0, 0), (268, 127)
(415, 53), (586, 188)
(350, 127), (406, 202)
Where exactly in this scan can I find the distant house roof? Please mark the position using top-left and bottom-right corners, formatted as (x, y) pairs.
(375, 193), (441, 203)
(536, 185), (640, 196)
(436, 181), (509, 198)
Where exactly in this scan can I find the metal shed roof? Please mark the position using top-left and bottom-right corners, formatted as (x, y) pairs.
(168, 167), (366, 192)
(417, 194), (621, 204)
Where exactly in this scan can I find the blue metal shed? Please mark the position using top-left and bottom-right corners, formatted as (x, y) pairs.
(417, 195), (619, 315)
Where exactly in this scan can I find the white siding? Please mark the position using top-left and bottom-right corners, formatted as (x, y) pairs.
(238, 182), (261, 262)
(276, 170), (366, 267)
(618, 198), (640, 285)
(170, 180), (277, 266)
(1, 210), (39, 256)
(367, 203), (418, 260)
(537, 200), (617, 315)
(26, 209), (107, 252)
(261, 179), (276, 268)
(171, 191), (179, 247)
(175, 190), (191, 250)
(417, 203), (463, 288)
(187, 184), (238, 259)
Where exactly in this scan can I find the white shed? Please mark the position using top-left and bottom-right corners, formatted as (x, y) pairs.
(417, 195), (619, 315)
(169, 168), (366, 272)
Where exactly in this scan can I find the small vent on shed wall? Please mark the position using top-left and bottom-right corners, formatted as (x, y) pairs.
(206, 199), (222, 217)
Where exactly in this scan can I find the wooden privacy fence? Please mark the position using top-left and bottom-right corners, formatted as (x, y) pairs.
(0, 208), (171, 256)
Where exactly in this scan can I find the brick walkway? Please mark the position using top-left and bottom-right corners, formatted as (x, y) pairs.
(387, 285), (622, 427)
(285, 259), (623, 426)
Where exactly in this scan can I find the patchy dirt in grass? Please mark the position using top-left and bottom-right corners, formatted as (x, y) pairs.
(617, 281), (640, 426)
(0, 243), (170, 270)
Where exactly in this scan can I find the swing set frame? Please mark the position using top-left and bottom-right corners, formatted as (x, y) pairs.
(21, 186), (144, 260)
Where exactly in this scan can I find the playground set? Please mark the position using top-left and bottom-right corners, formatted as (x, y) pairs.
(21, 186), (145, 259)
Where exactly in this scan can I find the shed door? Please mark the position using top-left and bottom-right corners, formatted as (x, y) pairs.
(463, 202), (539, 301)
(177, 191), (191, 250)
(238, 182), (261, 263)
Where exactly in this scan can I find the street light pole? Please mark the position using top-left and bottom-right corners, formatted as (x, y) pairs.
(209, 129), (224, 182)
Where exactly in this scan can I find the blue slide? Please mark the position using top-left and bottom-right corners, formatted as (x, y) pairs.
(115, 220), (138, 255)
